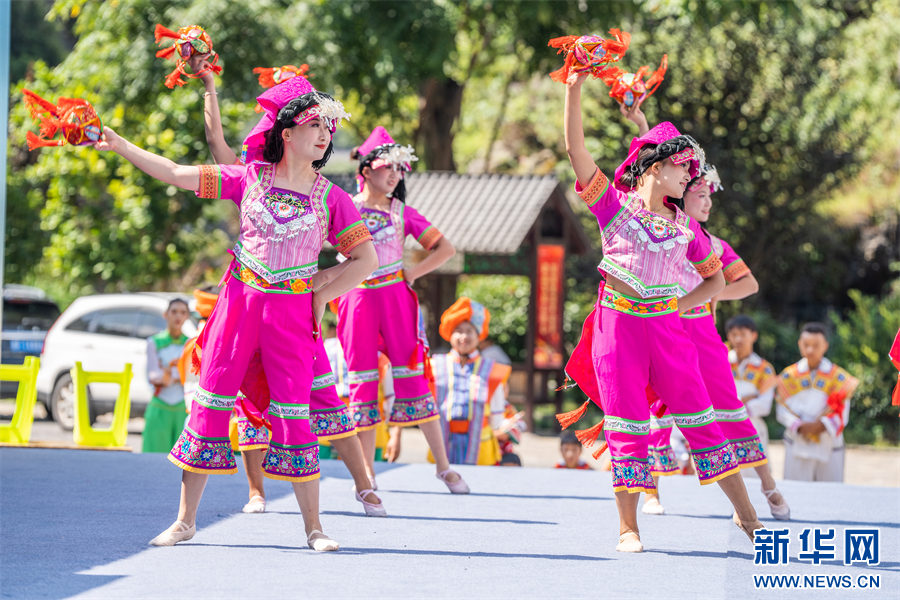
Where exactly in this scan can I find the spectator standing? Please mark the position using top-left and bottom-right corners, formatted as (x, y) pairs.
(143, 299), (190, 453)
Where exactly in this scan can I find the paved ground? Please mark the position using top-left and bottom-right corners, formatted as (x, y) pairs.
(0, 447), (897, 599)
(4, 401), (899, 487)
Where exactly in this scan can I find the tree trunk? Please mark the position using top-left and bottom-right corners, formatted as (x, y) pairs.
(416, 77), (463, 171)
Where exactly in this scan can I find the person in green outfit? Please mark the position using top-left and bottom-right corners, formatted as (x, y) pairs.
(143, 298), (191, 453)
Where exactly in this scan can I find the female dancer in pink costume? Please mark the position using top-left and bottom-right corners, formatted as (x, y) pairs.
(190, 60), (385, 517)
(641, 164), (790, 519)
(337, 126), (468, 493)
(562, 72), (763, 553)
(93, 89), (378, 551)
(618, 107), (790, 520)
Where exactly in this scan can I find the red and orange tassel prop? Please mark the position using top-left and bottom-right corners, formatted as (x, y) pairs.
(591, 443), (609, 460)
(253, 64), (311, 88)
(22, 89), (103, 150)
(608, 54), (668, 108)
(154, 24), (222, 89)
(548, 29), (630, 84)
(575, 419), (604, 448)
(556, 400), (589, 430)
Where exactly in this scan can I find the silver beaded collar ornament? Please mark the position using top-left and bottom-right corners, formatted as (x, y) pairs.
(370, 143), (419, 172)
(292, 92), (352, 133)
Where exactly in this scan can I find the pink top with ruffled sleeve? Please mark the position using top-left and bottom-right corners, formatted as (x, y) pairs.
(342, 197), (443, 279)
(677, 234), (751, 296)
(196, 163), (371, 284)
(574, 167), (722, 298)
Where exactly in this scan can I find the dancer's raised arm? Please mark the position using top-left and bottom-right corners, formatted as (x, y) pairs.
(187, 54), (238, 165)
(94, 128), (200, 191)
(564, 74), (599, 189)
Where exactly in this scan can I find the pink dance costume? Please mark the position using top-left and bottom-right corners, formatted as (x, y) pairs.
(337, 198), (441, 429)
(563, 123), (741, 494)
(665, 232), (768, 469)
(336, 127), (441, 431)
(168, 163), (371, 482)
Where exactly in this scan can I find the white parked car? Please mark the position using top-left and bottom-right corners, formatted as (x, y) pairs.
(36, 293), (197, 430)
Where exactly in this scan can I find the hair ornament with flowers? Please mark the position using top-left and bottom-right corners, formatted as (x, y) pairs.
(289, 91), (351, 133)
(22, 89), (103, 150)
(367, 143), (418, 172)
(608, 54), (668, 108)
(689, 163), (723, 193)
(626, 134), (706, 186)
(154, 24), (222, 89)
(548, 29), (631, 84)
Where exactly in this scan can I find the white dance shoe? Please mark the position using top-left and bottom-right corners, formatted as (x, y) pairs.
(148, 520), (196, 546)
(242, 495), (266, 514)
(355, 489), (388, 517)
(307, 529), (340, 552)
(762, 485), (791, 521)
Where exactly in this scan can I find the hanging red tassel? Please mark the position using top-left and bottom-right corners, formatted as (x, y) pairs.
(26, 131), (63, 150)
(164, 64), (188, 89)
(155, 46), (177, 60)
(154, 23), (181, 44)
(22, 89), (59, 119)
(575, 418), (604, 448)
(556, 400), (589, 430)
(190, 343), (202, 376)
(591, 442), (609, 460)
(38, 116), (61, 139)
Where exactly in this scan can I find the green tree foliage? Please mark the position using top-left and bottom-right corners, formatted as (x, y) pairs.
(456, 275), (530, 362)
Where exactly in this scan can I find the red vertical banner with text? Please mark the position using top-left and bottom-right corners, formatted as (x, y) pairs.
(534, 244), (565, 369)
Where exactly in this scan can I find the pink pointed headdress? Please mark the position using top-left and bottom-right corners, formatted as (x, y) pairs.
(355, 126), (418, 192)
(613, 122), (705, 191)
(241, 76), (350, 164)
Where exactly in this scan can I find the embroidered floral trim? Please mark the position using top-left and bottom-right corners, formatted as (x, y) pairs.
(312, 373), (336, 391)
(193, 387), (237, 411)
(600, 288), (678, 317)
(359, 270), (405, 289)
(692, 251), (723, 279)
(650, 414), (674, 429)
(576, 167), (610, 208)
(648, 445), (680, 474)
(232, 243), (318, 283)
(263, 441), (320, 480)
(670, 147), (696, 166)
(723, 259), (750, 283)
(418, 226), (443, 251)
(598, 258), (683, 299)
(196, 164), (222, 199)
(392, 364), (425, 379)
(603, 415), (651, 434)
(389, 393), (438, 425)
(169, 426), (236, 473)
(680, 303), (711, 319)
(237, 418), (270, 449)
(349, 399), (382, 429)
(348, 369), (379, 384)
(715, 407), (750, 422)
(691, 443), (740, 483)
(311, 406), (355, 438)
(672, 406), (716, 428)
(233, 264), (313, 294)
(610, 457), (657, 492)
(337, 222), (373, 255)
(732, 437), (767, 467)
(267, 401), (310, 419)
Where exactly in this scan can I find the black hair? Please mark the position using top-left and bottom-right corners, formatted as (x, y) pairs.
(262, 93), (335, 169)
(167, 298), (189, 312)
(725, 314), (758, 334)
(560, 431), (580, 446)
(617, 135), (701, 204)
(801, 322), (829, 339)
(354, 144), (408, 203)
(197, 284), (220, 295)
(499, 453), (522, 466)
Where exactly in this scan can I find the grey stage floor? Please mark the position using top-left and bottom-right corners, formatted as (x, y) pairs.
(1, 448), (897, 599)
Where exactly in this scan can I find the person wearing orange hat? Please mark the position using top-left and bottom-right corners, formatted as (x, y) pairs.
(430, 298), (513, 466)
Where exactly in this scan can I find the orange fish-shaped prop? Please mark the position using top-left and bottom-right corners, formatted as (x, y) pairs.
(22, 89), (103, 150)
(251, 64), (312, 112)
(608, 54), (668, 108)
(548, 29), (631, 84)
(154, 24), (222, 89)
